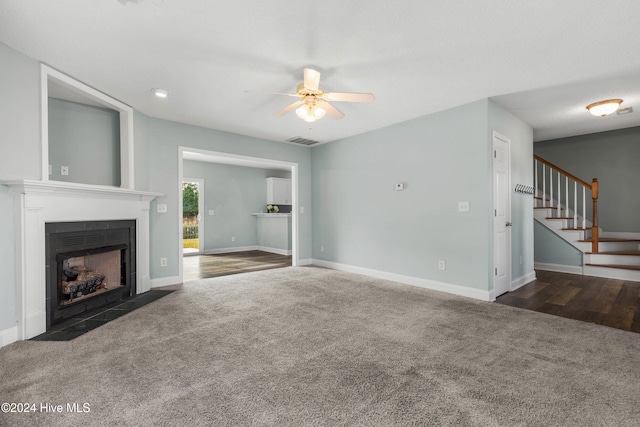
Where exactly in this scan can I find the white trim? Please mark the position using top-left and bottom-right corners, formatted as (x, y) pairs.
(150, 275), (182, 288)
(534, 262), (583, 275)
(204, 245), (258, 255)
(256, 246), (292, 256)
(297, 258), (313, 266)
(511, 271), (537, 291)
(0, 326), (18, 349)
(41, 64), (135, 189)
(311, 259), (492, 301)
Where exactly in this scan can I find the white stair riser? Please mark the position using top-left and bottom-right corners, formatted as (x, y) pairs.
(585, 254), (640, 266)
(575, 241), (640, 253)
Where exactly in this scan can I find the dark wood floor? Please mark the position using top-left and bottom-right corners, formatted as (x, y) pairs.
(183, 250), (292, 281)
(497, 270), (640, 333)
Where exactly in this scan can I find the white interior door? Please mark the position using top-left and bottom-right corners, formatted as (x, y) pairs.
(493, 132), (511, 297)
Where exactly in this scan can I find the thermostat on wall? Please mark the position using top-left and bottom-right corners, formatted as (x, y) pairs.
(395, 182), (404, 191)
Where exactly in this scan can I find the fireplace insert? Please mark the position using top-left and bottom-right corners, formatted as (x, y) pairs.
(45, 220), (136, 328)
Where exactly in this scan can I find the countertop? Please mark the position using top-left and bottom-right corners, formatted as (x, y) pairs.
(251, 213), (292, 217)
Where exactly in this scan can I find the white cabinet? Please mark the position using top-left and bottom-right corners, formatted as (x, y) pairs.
(266, 178), (292, 205)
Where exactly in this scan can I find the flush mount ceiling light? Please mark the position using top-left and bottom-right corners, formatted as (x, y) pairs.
(152, 88), (168, 98)
(586, 99), (622, 117)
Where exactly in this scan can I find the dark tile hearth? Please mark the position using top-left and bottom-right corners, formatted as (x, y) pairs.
(31, 290), (173, 341)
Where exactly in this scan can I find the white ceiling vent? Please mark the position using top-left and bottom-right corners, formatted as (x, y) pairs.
(286, 137), (320, 146)
(616, 106), (634, 115)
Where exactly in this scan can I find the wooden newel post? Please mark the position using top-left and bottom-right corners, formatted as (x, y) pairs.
(591, 178), (599, 253)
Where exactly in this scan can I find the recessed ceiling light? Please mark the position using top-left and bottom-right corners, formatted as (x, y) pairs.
(586, 99), (622, 117)
(152, 88), (168, 98)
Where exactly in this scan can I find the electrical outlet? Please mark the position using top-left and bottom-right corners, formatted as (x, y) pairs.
(458, 201), (470, 212)
(208, 210), (214, 215)
(160, 257), (167, 267)
(61, 166), (69, 176)
(300, 206), (304, 214)
(320, 245), (324, 252)
(231, 236), (236, 242)
(438, 260), (446, 270)
(156, 204), (167, 213)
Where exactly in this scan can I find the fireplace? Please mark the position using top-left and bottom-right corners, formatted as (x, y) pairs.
(4, 179), (159, 341)
(45, 220), (136, 328)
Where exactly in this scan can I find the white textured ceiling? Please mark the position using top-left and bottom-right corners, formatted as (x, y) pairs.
(1, 0), (639, 144)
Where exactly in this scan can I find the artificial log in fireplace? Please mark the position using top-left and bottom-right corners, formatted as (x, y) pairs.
(45, 221), (136, 328)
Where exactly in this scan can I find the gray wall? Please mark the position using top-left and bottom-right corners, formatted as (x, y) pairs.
(0, 186), (16, 332)
(534, 126), (640, 232)
(311, 98), (534, 293)
(133, 110), (150, 191)
(534, 222), (583, 266)
(48, 98), (121, 186)
(183, 160), (291, 250)
(312, 99), (493, 291)
(0, 43), (41, 181)
(146, 116), (312, 279)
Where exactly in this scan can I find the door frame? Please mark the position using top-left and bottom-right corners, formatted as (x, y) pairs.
(492, 131), (512, 299)
(177, 147), (300, 283)
(182, 177), (205, 256)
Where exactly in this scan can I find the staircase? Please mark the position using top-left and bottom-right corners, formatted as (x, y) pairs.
(534, 155), (640, 282)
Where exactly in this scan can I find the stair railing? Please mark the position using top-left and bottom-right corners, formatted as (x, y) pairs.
(533, 155), (599, 253)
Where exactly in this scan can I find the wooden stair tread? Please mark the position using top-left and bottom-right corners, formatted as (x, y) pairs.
(585, 264), (640, 271)
(580, 238), (640, 243)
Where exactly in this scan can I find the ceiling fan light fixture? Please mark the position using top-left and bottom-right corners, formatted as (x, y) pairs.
(586, 99), (622, 117)
(295, 105), (325, 122)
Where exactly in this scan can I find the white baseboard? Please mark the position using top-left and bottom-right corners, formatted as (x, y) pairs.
(0, 326), (18, 349)
(311, 259), (492, 301)
(511, 271), (537, 291)
(150, 275), (182, 288)
(255, 246), (292, 256)
(204, 246), (258, 255)
(534, 262), (583, 275)
(297, 258), (313, 266)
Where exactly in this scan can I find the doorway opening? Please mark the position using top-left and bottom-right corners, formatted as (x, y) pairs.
(182, 178), (204, 255)
(177, 147), (300, 283)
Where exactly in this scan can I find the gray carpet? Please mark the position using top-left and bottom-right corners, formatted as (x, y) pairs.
(1, 266), (639, 426)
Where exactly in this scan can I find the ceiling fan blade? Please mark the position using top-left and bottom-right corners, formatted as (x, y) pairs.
(318, 101), (344, 120)
(275, 100), (304, 117)
(245, 91), (299, 97)
(324, 92), (375, 103)
(303, 68), (321, 91)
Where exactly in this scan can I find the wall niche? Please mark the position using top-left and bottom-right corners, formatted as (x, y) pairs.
(42, 65), (134, 189)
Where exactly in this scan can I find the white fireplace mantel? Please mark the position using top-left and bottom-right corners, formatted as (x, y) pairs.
(4, 179), (162, 341)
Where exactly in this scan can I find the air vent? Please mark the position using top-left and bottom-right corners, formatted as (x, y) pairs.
(286, 136), (319, 146)
(616, 106), (634, 115)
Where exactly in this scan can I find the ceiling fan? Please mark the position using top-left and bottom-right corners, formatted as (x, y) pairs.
(272, 68), (375, 123)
